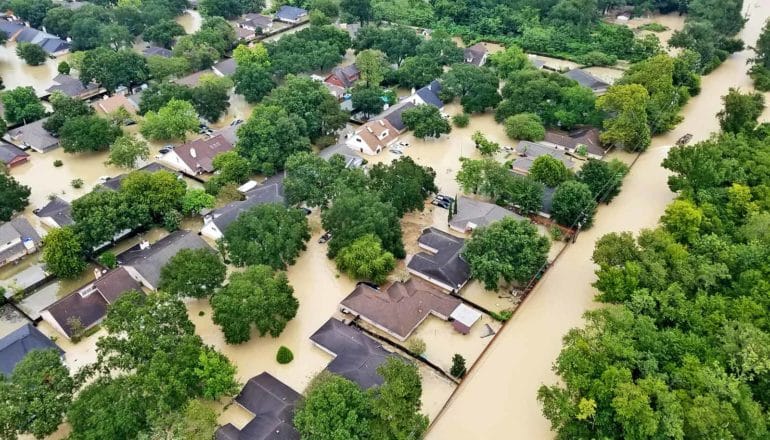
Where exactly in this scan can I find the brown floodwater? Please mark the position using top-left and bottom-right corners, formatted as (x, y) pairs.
(427, 1), (770, 438)
(176, 10), (202, 34)
(0, 43), (69, 94)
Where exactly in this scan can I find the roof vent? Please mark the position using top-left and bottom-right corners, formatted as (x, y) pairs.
(139, 240), (150, 250)
(190, 148), (197, 158)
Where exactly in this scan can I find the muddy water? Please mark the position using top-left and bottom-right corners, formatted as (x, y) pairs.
(0, 43), (69, 94)
(427, 1), (770, 438)
(626, 12), (686, 52)
(176, 10), (202, 34)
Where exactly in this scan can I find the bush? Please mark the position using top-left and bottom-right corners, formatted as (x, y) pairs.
(98, 251), (117, 269)
(452, 113), (470, 128)
(750, 66), (770, 92)
(576, 51), (617, 67)
(504, 113), (545, 141)
(57, 61), (70, 75)
(71, 178), (84, 189)
(549, 226), (564, 241)
(490, 309), (513, 322)
(163, 209), (182, 231)
(53, 159), (63, 167)
(450, 354), (466, 378)
(637, 22), (668, 32)
(276, 346), (294, 364)
(406, 337), (427, 356)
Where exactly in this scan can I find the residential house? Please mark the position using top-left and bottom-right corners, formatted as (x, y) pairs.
(319, 143), (364, 169)
(5, 118), (59, 153)
(563, 69), (610, 95)
(543, 127), (607, 159)
(142, 46), (173, 58)
(91, 94), (138, 116)
(38, 36), (69, 56)
(0, 142), (29, 168)
(237, 13), (273, 34)
(340, 278), (465, 341)
(346, 119), (399, 156)
(46, 74), (102, 100)
(448, 197), (524, 233)
(310, 318), (395, 389)
(118, 230), (212, 290)
(215, 121), (242, 145)
(409, 80), (445, 109)
(12, 26), (69, 56)
(511, 141), (575, 176)
(201, 178), (285, 240)
(324, 64), (360, 89)
(174, 69), (214, 87)
(0, 19), (25, 40)
(100, 162), (177, 191)
(215, 373), (300, 440)
(34, 196), (73, 228)
(463, 43), (488, 66)
(213, 58), (237, 77)
(380, 101), (415, 133)
(275, 5), (307, 23)
(40, 267), (142, 340)
(407, 227), (471, 292)
(0, 218), (41, 269)
(0, 324), (63, 376)
(160, 134), (233, 175)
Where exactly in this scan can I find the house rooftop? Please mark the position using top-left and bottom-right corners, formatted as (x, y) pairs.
(310, 318), (394, 389)
(464, 43), (487, 66)
(381, 101), (415, 132)
(117, 230), (211, 288)
(34, 196), (73, 226)
(239, 13), (273, 29)
(563, 69), (609, 92)
(319, 143), (363, 168)
(46, 74), (99, 98)
(415, 80), (444, 108)
(6, 118), (59, 153)
(38, 37), (69, 54)
(407, 227), (471, 290)
(142, 46), (173, 58)
(0, 217), (41, 264)
(326, 64), (360, 88)
(210, 180), (285, 232)
(544, 127), (606, 157)
(514, 141), (575, 170)
(174, 69), (214, 87)
(449, 197), (524, 232)
(341, 278), (461, 340)
(42, 267), (141, 338)
(0, 20), (24, 39)
(275, 5), (307, 21)
(92, 94), (138, 115)
(0, 323), (62, 376)
(174, 134), (233, 174)
(213, 58), (237, 76)
(354, 119), (399, 152)
(0, 142), (29, 166)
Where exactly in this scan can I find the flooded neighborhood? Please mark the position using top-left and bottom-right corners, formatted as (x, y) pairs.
(0, 0), (768, 439)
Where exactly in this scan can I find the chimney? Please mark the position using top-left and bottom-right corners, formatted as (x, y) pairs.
(139, 240), (150, 250)
(366, 126), (373, 133)
(190, 148), (197, 158)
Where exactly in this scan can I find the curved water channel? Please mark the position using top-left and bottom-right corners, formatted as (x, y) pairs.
(426, 1), (770, 438)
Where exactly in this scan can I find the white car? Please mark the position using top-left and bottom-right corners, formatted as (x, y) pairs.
(97, 176), (112, 183)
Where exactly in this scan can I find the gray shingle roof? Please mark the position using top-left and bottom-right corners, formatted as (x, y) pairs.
(415, 80), (444, 108)
(142, 46), (173, 58)
(117, 230), (211, 288)
(6, 118), (59, 153)
(38, 37), (69, 54)
(213, 58), (237, 76)
(563, 69), (609, 92)
(310, 318), (394, 389)
(463, 43), (487, 66)
(275, 5), (307, 21)
(239, 13), (273, 30)
(449, 197), (524, 232)
(514, 141), (575, 170)
(319, 143), (363, 168)
(34, 196), (73, 226)
(173, 134), (233, 174)
(14, 27), (40, 42)
(0, 323), (62, 376)
(407, 227), (471, 290)
(0, 142), (28, 165)
(46, 74), (99, 98)
(0, 20), (24, 38)
(381, 101), (415, 132)
(211, 181), (285, 232)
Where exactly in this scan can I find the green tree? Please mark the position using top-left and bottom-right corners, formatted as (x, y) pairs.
(0, 174), (30, 221)
(396, 55), (443, 88)
(181, 189), (215, 215)
(42, 226), (87, 278)
(551, 180), (596, 226)
(194, 347), (239, 399)
(223, 203), (310, 269)
(235, 104), (311, 174)
(353, 25), (419, 65)
(173, 36), (219, 70)
(142, 400), (218, 440)
(283, 151), (348, 208)
(596, 84), (651, 151)
(99, 24), (134, 50)
(717, 87), (765, 134)
(355, 48), (386, 87)
(60, 115), (122, 153)
(322, 191), (406, 258)
(199, 0), (243, 19)
(159, 248), (226, 298)
(340, 0), (372, 24)
(276, 346), (294, 364)
(369, 358), (429, 439)
(120, 170), (187, 224)
(16, 42), (47, 66)
(450, 353), (466, 378)
(147, 55), (192, 81)
(401, 104), (451, 139)
(71, 190), (136, 249)
(107, 135), (149, 168)
(660, 199), (703, 244)
(79, 48), (149, 92)
(488, 44), (530, 77)
(43, 6), (74, 38)
(471, 131), (500, 156)
(9, 0), (52, 28)
(439, 64), (500, 113)
(140, 98), (199, 142)
(43, 92), (93, 136)
(233, 63), (275, 103)
(68, 376), (148, 440)
(2, 349), (74, 439)
(370, 156), (437, 216)
(462, 217), (550, 290)
(688, 0), (745, 35)
(576, 158), (629, 203)
(504, 113), (545, 141)
(138, 82), (194, 115)
(529, 155), (572, 188)
(233, 43), (270, 68)
(294, 372), (373, 439)
(143, 20), (185, 48)
(2, 86), (45, 125)
(206, 151), (251, 194)
(310, 0), (339, 18)
(335, 234), (396, 283)
(416, 31), (463, 65)
(211, 265), (299, 344)
(192, 74), (233, 122)
(351, 85), (384, 118)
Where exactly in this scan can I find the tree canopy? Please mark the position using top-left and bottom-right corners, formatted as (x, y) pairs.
(2, 86), (45, 125)
(402, 105), (451, 139)
(0, 174), (30, 221)
(551, 180), (596, 227)
(369, 156), (437, 216)
(439, 64), (500, 113)
(42, 226), (87, 278)
(235, 104), (311, 175)
(59, 115), (122, 153)
(140, 98), (199, 142)
(159, 248), (226, 299)
(335, 234), (396, 284)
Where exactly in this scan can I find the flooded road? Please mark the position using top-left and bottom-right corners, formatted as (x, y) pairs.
(0, 43), (68, 94)
(175, 10), (202, 34)
(426, 1), (770, 438)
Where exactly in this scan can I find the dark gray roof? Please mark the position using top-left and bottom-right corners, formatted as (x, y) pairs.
(310, 318), (393, 389)
(143, 46), (173, 58)
(407, 227), (470, 290)
(0, 20), (24, 38)
(319, 143), (363, 168)
(0, 217), (40, 264)
(514, 141), (575, 169)
(415, 80), (444, 108)
(381, 101), (415, 132)
(46, 74), (98, 98)
(14, 27), (40, 42)
(215, 424), (241, 440)
(211, 181), (285, 232)
(38, 37), (69, 54)
(100, 162), (175, 191)
(213, 58), (237, 76)
(0, 323), (62, 376)
(117, 230), (211, 288)
(6, 118), (59, 153)
(327, 64), (359, 88)
(0, 142), (28, 165)
(463, 43), (487, 66)
(239, 13), (273, 30)
(35, 196), (73, 226)
(449, 197), (523, 232)
(225, 373), (301, 440)
(275, 5), (307, 21)
(563, 69), (609, 92)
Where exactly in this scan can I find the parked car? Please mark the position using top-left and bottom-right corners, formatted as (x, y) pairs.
(318, 232), (332, 243)
(389, 148), (403, 155)
(357, 281), (379, 290)
(158, 147), (172, 155)
(435, 194), (455, 203)
(431, 199), (451, 209)
(230, 118), (244, 126)
(98, 176), (112, 183)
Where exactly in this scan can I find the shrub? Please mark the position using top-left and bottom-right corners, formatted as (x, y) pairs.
(490, 309), (513, 322)
(71, 178), (84, 189)
(450, 354), (467, 378)
(637, 22), (668, 32)
(504, 113), (545, 141)
(57, 61), (70, 75)
(452, 113), (470, 127)
(549, 226), (564, 241)
(163, 209), (182, 231)
(406, 338), (427, 356)
(53, 159), (63, 167)
(276, 346), (294, 364)
(576, 51), (617, 67)
(98, 251), (117, 269)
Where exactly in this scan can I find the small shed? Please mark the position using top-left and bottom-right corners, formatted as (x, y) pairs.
(450, 303), (482, 334)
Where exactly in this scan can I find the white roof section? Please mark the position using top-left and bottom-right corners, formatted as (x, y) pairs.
(450, 303), (482, 328)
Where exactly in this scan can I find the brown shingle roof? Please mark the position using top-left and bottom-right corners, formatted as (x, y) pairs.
(92, 94), (138, 115)
(354, 119), (399, 152)
(340, 278), (461, 340)
(175, 134), (233, 173)
(544, 127), (605, 157)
